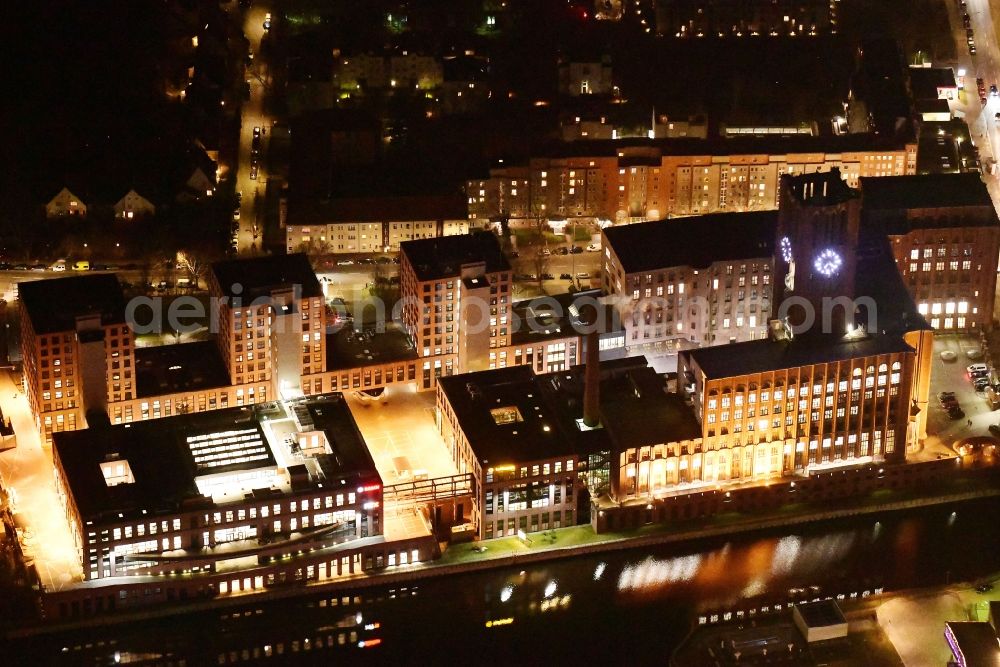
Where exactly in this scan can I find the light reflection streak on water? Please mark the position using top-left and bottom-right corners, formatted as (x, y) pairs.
(616, 530), (859, 598)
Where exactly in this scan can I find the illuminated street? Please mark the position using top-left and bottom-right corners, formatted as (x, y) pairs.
(0, 371), (82, 590)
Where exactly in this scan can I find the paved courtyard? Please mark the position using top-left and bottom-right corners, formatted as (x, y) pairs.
(345, 386), (458, 486)
(0, 370), (82, 591)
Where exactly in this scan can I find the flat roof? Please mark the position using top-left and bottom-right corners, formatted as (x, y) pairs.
(861, 173), (994, 211)
(19, 274), (127, 334)
(401, 231), (511, 281)
(54, 396), (377, 524)
(603, 211), (776, 274)
(684, 332), (915, 381)
(290, 194), (468, 225)
(795, 600), (847, 628)
(211, 253), (322, 300)
(134, 341), (232, 398)
(439, 357), (697, 463)
(945, 622), (1000, 665)
(326, 323), (418, 371)
(438, 366), (579, 465)
(598, 368), (702, 448)
(510, 290), (623, 346)
(908, 67), (957, 99)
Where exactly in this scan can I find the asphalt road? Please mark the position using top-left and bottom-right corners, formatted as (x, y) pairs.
(234, 1), (274, 254)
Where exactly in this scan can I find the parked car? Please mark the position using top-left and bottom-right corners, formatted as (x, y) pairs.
(575, 272), (590, 280)
(938, 391), (957, 402)
(555, 246), (569, 255)
(336, 259), (354, 266)
(570, 246), (584, 254)
(559, 273), (572, 280)
(975, 377), (991, 391)
(976, 582), (994, 593)
(948, 406), (966, 420)
(586, 243), (601, 252)
(541, 273), (555, 280)
(968, 363), (989, 376)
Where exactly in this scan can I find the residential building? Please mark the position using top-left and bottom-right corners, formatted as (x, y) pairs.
(558, 56), (614, 96)
(860, 173), (1000, 331)
(19, 275), (133, 441)
(285, 195), (471, 254)
(601, 211), (776, 362)
(466, 136), (917, 224)
(399, 233), (625, 389)
(333, 52), (443, 91)
(655, 0), (837, 38)
(208, 254), (326, 397)
(45, 187), (87, 219)
(399, 232), (513, 389)
(113, 189), (156, 220)
(909, 66), (958, 102)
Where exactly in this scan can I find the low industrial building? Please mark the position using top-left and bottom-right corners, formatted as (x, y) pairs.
(793, 600), (849, 642)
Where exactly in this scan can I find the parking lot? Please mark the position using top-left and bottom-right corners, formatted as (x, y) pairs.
(925, 335), (997, 455)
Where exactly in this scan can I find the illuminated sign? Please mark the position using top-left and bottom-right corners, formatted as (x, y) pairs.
(358, 484), (381, 494)
(485, 617), (514, 628)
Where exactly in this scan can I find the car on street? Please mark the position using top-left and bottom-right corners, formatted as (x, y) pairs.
(938, 391), (956, 402)
(976, 582), (994, 593)
(555, 247), (569, 255)
(586, 243), (600, 252)
(541, 273), (555, 280)
(510, 251), (519, 258)
(233, 208), (241, 221)
(570, 246), (584, 254)
(540, 248), (551, 256)
(253, 126), (261, 138)
(964, 14), (971, 28)
(970, 43), (977, 55)
(336, 259), (354, 266)
(575, 272), (590, 280)
(249, 163), (259, 180)
(559, 273), (572, 280)
(968, 363), (989, 376)
(940, 350), (957, 361)
(263, 13), (272, 30)
(974, 377), (991, 391)
(948, 405), (966, 420)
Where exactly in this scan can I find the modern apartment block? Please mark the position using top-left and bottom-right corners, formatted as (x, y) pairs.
(208, 254), (326, 397)
(399, 232), (625, 389)
(466, 136), (916, 224)
(860, 174), (1000, 332)
(601, 211), (776, 362)
(285, 195), (471, 255)
(19, 275), (133, 441)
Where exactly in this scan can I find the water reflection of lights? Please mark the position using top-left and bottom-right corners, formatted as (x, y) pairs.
(500, 584), (514, 603)
(594, 562), (607, 581)
(540, 594), (572, 612)
(948, 511), (957, 527)
(873, 521), (882, 540)
(618, 555), (702, 591)
(544, 580), (558, 598)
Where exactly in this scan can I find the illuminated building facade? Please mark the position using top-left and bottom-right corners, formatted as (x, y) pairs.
(51, 396), (423, 589)
(601, 211), (775, 359)
(285, 195), (471, 255)
(466, 137), (916, 224)
(860, 174), (1000, 332)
